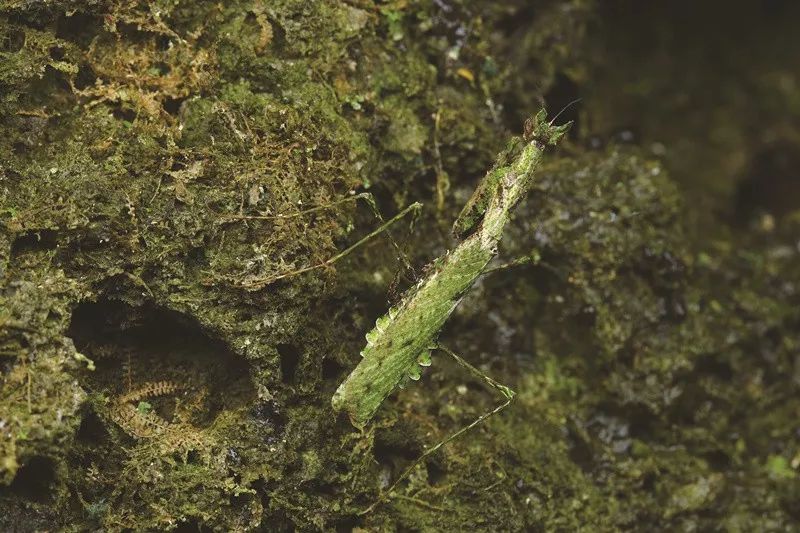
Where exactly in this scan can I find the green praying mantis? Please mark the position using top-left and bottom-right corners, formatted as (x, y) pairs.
(331, 109), (570, 510)
(237, 107), (570, 509)
(332, 109), (569, 424)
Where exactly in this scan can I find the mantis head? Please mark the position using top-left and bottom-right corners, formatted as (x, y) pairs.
(523, 108), (572, 146)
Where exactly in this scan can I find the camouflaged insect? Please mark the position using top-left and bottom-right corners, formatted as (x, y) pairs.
(332, 110), (570, 428)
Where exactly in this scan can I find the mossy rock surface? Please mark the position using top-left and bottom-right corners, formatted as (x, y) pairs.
(1, 1), (799, 531)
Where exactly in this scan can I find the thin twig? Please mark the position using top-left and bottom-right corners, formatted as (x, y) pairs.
(391, 494), (446, 512)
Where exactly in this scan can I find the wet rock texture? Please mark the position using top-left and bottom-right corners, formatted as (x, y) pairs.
(1, 1), (799, 530)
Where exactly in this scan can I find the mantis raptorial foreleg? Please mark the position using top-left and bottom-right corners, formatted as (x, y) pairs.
(361, 343), (516, 515)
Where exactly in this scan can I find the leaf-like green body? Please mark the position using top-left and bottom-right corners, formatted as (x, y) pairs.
(332, 111), (570, 428)
(452, 137), (524, 239)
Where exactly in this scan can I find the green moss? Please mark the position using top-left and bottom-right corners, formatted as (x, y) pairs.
(1, 0), (799, 531)
(0, 269), (86, 487)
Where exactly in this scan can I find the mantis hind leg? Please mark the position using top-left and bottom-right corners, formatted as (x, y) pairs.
(238, 193), (421, 289)
(361, 343), (516, 515)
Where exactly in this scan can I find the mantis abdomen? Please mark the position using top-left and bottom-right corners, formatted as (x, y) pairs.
(331, 229), (496, 427)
